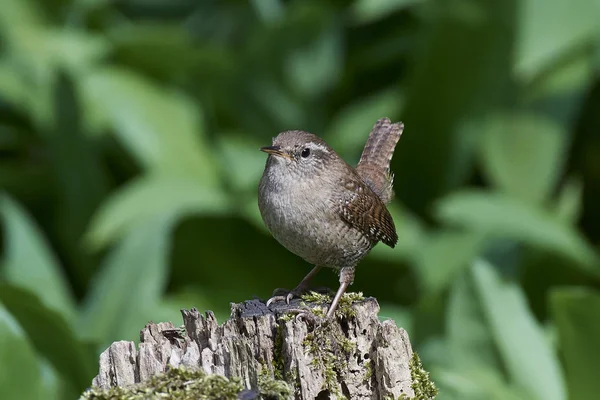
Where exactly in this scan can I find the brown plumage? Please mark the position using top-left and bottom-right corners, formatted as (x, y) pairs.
(356, 118), (404, 204)
(337, 176), (398, 248)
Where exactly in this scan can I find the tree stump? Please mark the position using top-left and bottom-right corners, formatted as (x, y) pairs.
(88, 294), (428, 399)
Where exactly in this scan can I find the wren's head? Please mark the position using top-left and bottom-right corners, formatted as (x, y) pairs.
(259, 130), (340, 181)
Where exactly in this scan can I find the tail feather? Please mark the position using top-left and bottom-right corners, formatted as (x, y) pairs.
(356, 118), (403, 204)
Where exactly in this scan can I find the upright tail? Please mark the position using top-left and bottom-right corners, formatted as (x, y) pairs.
(356, 118), (404, 204)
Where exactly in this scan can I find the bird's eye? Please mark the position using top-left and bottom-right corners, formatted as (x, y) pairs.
(301, 148), (310, 158)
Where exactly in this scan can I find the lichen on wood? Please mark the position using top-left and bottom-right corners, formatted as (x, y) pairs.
(86, 293), (436, 399)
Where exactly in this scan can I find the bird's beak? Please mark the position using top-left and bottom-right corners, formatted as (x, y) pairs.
(260, 145), (292, 159)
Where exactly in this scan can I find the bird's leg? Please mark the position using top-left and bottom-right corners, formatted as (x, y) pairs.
(326, 266), (355, 318)
(273, 266), (354, 324)
(266, 265), (323, 306)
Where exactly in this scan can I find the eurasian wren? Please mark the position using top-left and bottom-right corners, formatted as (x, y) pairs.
(258, 118), (403, 317)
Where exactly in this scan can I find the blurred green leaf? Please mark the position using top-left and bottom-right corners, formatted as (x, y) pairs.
(0, 0), (43, 38)
(1, 194), (76, 323)
(395, 0), (515, 213)
(86, 175), (231, 249)
(285, 25), (342, 98)
(436, 191), (598, 272)
(216, 133), (267, 193)
(216, 133), (267, 229)
(551, 288), (600, 400)
(433, 366), (531, 400)
(82, 67), (216, 182)
(50, 72), (110, 284)
(108, 24), (197, 81)
(39, 359), (78, 400)
(515, 0), (599, 80)
(30, 31), (109, 75)
(350, 0), (423, 25)
(524, 48), (594, 124)
(80, 215), (173, 345)
(249, 78), (306, 128)
(0, 302), (42, 400)
(479, 113), (567, 204)
(0, 284), (95, 393)
(416, 231), (485, 295)
(472, 259), (566, 400)
(379, 303), (413, 333)
(447, 271), (500, 370)
(554, 177), (583, 224)
(251, 0), (284, 23)
(327, 89), (404, 159)
(0, 63), (27, 109)
(1, 0), (108, 127)
(155, 286), (229, 327)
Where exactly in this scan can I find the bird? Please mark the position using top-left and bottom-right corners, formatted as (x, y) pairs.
(258, 118), (403, 318)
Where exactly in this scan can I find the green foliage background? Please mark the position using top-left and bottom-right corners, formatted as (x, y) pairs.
(1, 0), (600, 398)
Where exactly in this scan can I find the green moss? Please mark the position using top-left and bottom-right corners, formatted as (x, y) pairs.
(363, 359), (373, 382)
(300, 291), (331, 305)
(297, 292), (366, 396)
(279, 313), (294, 322)
(301, 320), (356, 397)
(81, 367), (243, 400)
(381, 352), (438, 400)
(409, 352), (438, 400)
(300, 291), (365, 319)
(258, 367), (293, 400)
(83, 366), (296, 400)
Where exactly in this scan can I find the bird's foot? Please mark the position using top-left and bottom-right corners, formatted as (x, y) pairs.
(265, 290), (297, 307)
(266, 284), (322, 307)
(277, 306), (325, 327)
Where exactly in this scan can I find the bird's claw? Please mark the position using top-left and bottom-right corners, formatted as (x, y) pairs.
(266, 286), (307, 307)
(294, 311), (321, 326)
(266, 295), (287, 307)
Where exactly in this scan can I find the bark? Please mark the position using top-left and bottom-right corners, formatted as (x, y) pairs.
(91, 296), (415, 399)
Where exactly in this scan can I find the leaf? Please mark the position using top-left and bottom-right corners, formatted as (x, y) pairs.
(79, 215), (173, 345)
(554, 177), (583, 224)
(86, 174), (231, 249)
(350, 0), (423, 25)
(515, 0), (599, 80)
(82, 67), (216, 183)
(433, 366), (531, 400)
(216, 133), (268, 193)
(249, 78), (306, 128)
(479, 113), (567, 204)
(0, 302), (43, 400)
(285, 25), (342, 98)
(251, 0), (284, 23)
(472, 259), (567, 400)
(524, 49), (594, 125)
(0, 284), (96, 393)
(378, 303), (413, 333)
(435, 190), (598, 272)
(446, 271), (501, 370)
(154, 287), (229, 328)
(38, 359), (78, 400)
(0, 0), (43, 47)
(550, 288), (600, 400)
(0, 194), (76, 323)
(216, 133), (269, 230)
(0, 63), (27, 109)
(416, 231), (485, 295)
(326, 89), (404, 159)
(394, 0), (516, 214)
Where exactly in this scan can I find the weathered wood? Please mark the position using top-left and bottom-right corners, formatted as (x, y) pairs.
(91, 296), (416, 399)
